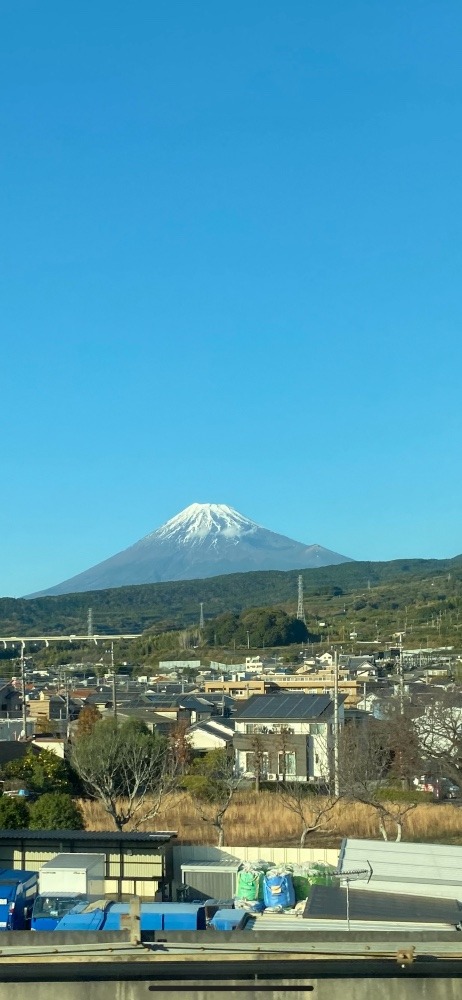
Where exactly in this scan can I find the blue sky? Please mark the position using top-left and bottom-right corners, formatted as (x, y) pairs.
(2, 1), (462, 596)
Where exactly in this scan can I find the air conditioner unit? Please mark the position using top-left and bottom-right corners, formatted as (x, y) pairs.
(266, 773), (277, 781)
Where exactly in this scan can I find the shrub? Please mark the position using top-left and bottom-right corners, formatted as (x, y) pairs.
(377, 787), (430, 803)
(2, 747), (72, 794)
(0, 797), (30, 829)
(29, 793), (84, 830)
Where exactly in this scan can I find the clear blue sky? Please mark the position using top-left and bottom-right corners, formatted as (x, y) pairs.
(2, 1), (462, 596)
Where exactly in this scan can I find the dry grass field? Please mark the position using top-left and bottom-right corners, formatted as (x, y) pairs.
(79, 791), (462, 847)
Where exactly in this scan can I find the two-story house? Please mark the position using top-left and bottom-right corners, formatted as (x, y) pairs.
(234, 692), (345, 782)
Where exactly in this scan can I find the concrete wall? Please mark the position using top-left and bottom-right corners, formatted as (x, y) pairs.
(172, 844), (339, 883)
(0, 976), (459, 999)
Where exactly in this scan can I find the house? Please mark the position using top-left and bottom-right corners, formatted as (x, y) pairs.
(188, 717), (235, 753)
(0, 683), (22, 718)
(177, 696), (216, 725)
(204, 679), (268, 699)
(234, 693), (345, 782)
(31, 737), (66, 758)
(264, 673), (362, 708)
(27, 691), (80, 728)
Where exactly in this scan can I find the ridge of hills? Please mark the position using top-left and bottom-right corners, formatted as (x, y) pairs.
(2, 556), (462, 653)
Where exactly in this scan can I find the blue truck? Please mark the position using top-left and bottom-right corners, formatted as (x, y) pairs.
(31, 892), (88, 931)
(31, 853), (105, 931)
(0, 870), (38, 930)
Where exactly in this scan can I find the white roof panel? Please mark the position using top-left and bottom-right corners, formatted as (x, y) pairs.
(339, 839), (462, 900)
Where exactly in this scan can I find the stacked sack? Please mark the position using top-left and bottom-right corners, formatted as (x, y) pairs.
(262, 865), (295, 912)
(234, 861), (271, 913)
(306, 862), (339, 889)
(234, 859), (339, 914)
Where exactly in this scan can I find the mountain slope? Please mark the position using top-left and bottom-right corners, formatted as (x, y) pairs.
(27, 502), (352, 597)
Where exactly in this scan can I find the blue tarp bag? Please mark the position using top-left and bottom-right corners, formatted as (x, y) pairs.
(263, 873), (295, 909)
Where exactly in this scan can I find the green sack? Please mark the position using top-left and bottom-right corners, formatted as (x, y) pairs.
(292, 873), (311, 901)
(236, 869), (264, 901)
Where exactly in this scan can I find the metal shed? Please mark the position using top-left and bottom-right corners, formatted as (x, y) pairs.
(339, 838), (462, 900)
(0, 829), (176, 900)
(180, 856), (241, 901)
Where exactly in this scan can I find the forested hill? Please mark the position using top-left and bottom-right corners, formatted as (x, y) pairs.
(1, 555), (462, 637)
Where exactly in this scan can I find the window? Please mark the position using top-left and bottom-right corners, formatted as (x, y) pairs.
(310, 724), (324, 735)
(246, 751), (269, 775)
(278, 751), (296, 776)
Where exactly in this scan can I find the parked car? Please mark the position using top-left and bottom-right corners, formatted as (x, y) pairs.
(413, 775), (460, 800)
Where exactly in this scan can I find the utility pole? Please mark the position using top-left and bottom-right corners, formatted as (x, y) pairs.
(333, 649), (339, 796)
(64, 670), (71, 739)
(395, 631), (405, 716)
(20, 641), (27, 739)
(111, 642), (118, 724)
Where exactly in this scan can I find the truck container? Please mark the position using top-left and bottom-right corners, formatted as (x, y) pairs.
(55, 900), (206, 932)
(0, 870), (38, 930)
(32, 853), (105, 931)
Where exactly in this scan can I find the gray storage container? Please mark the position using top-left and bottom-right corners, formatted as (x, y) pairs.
(180, 858), (241, 901)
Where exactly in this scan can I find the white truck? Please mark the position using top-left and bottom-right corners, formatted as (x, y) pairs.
(31, 853), (106, 930)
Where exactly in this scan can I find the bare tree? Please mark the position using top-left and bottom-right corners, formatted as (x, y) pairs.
(183, 749), (243, 847)
(412, 691), (462, 785)
(246, 732), (268, 793)
(71, 719), (179, 831)
(277, 782), (339, 846)
(339, 720), (419, 842)
(275, 725), (294, 782)
(169, 717), (193, 775)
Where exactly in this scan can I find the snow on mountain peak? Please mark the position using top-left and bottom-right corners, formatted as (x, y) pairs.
(154, 502), (259, 545)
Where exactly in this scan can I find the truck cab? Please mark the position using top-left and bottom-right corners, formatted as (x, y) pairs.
(32, 892), (87, 931)
(0, 870), (38, 930)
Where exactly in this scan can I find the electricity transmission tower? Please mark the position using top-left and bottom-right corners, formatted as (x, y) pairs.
(296, 574), (306, 625)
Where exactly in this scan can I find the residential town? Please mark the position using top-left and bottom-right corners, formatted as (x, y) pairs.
(1, 644), (460, 795)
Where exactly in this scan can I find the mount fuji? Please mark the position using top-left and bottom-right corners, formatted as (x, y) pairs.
(27, 503), (353, 597)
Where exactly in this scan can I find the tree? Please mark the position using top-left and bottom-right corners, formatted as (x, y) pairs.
(0, 797), (29, 829)
(277, 783), (339, 847)
(275, 726), (294, 782)
(203, 609), (309, 648)
(75, 704), (102, 738)
(412, 692), (462, 785)
(2, 748), (71, 795)
(183, 749), (242, 847)
(70, 718), (178, 831)
(29, 793), (84, 830)
(246, 732), (267, 793)
(338, 720), (420, 841)
(169, 718), (193, 774)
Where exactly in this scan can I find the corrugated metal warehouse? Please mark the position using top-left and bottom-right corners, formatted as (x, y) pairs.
(0, 829), (176, 899)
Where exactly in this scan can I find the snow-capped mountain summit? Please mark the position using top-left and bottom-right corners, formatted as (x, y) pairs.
(154, 503), (259, 545)
(28, 503), (352, 597)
